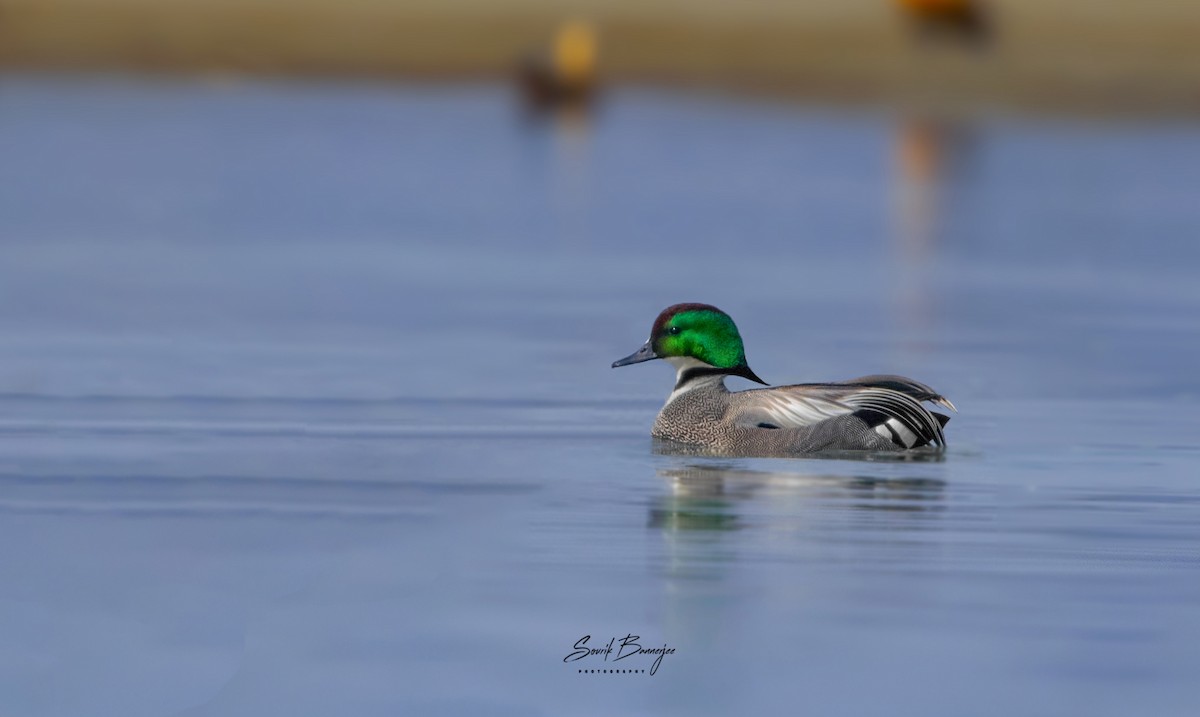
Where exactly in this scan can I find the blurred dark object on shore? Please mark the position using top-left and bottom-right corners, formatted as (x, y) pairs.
(898, 0), (991, 47)
(517, 21), (598, 112)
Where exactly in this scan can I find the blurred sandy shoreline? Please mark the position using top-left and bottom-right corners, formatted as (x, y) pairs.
(2, 0), (1198, 115)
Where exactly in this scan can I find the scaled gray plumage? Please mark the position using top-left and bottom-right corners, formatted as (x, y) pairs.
(651, 374), (950, 456)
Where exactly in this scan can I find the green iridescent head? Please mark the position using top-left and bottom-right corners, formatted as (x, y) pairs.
(612, 303), (768, 385)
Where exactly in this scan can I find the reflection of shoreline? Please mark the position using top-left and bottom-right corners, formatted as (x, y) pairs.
(891, 118), (977, 258)
(888, 117), (978, 335)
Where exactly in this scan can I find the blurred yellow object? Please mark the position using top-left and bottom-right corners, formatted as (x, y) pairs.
(553, 21), (597, 86)
(518, 20), (599, 110)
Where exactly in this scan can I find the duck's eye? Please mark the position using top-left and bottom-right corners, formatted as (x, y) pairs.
(668, 326), (681, 335)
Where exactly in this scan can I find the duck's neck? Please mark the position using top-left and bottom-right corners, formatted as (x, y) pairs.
(665, 356), (729, 394)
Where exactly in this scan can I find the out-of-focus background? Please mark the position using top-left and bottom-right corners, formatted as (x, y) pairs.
(2, 3), (1200, 717)
(2, 0), (1200, 112)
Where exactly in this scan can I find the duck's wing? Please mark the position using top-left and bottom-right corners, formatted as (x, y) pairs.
(732, 381), (951, 449)
(835, 374), (957, 412)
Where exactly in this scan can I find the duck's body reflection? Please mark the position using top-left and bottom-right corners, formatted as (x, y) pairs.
(650, 462), (946, 533)
(647, 462), (949, 670)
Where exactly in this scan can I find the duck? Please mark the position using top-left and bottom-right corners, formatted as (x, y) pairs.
(612, 303), (955, 455)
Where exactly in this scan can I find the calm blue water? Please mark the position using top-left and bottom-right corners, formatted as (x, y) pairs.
(1, 74), (1199, 716)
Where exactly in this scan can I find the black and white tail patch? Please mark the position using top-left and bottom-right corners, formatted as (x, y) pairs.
(854, 408), (914, 448)
(853, 401), (945, 449)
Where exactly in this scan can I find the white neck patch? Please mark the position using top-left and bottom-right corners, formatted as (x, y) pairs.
(663, 356), (724, 403)
(664, 355), (712, 380)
